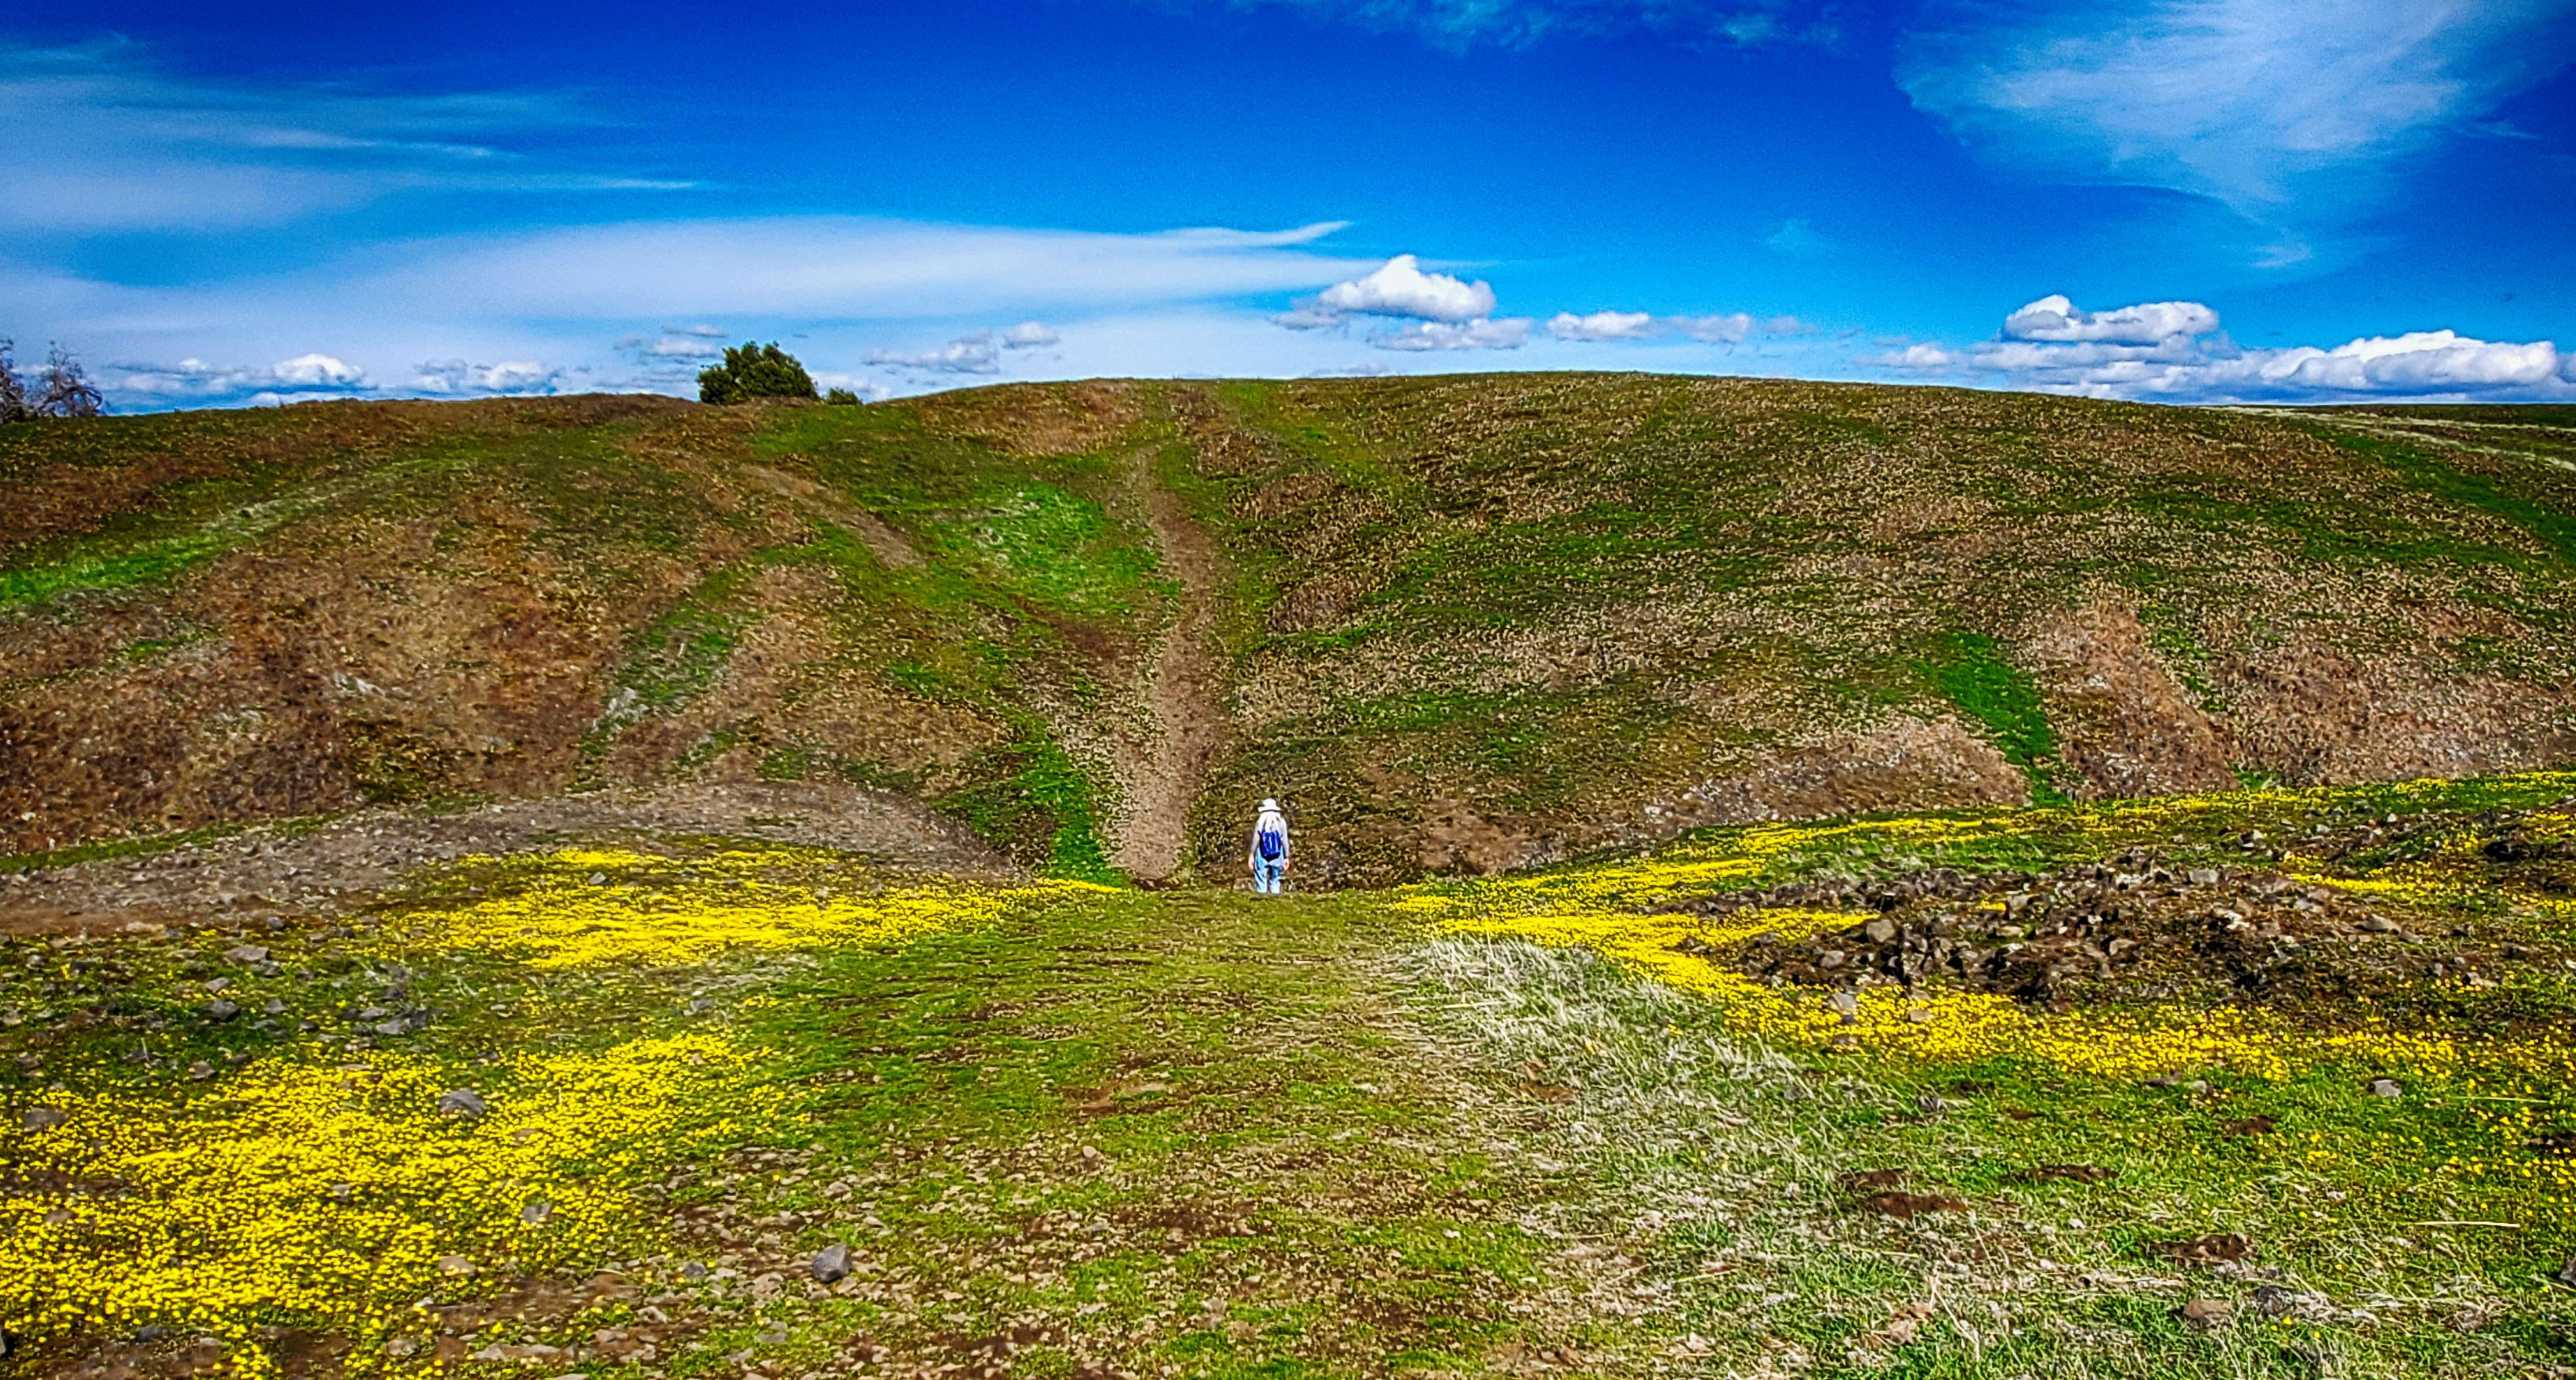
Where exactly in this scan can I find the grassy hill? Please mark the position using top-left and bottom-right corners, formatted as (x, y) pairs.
(6, 380), (2576, 1379)
(5, 376), (2574, 885)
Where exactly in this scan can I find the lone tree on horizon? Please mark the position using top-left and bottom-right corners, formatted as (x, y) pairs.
(697, 342), (817, 405)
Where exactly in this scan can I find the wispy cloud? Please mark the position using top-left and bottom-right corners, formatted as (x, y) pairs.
(0, 38), (683, 233)
(1546, 309), (1805, 343)
(1761, 217), (1833, 256)
(1136, 0), (1838, 51)
(1374, 317), (1533, 350)
(1898, 0), (2576, 252)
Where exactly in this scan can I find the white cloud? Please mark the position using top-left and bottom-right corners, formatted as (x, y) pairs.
(1285, 254), (1497, 328)
(108, 353), (372, 400)
(411, 359), (563, 395)
(1883, 293), (2572, 402)
(1885, 343), (1964, 371)
(1899, 0), (2576, 233)
(1373, 317), (1533, 350)
(867, 331), (1003, 375)
(1001, 320), (1061, 348)
(663, 323), (728, 338)
(641, 335), (726, 358)
(1547, 310), (1660, 341)
(2001, 294), (2223, 345)
(1671, 312), (1758, 344)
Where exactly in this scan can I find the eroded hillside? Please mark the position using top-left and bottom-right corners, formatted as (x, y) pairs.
(4, 379), (2573, 886)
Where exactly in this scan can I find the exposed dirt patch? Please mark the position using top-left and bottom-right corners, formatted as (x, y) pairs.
(2213, 640), (2575, 784)
(1670, 714), (2034, 827)
(739, 463), (921, 568)
(918, 379), (1146, 457)
(1102, 451), (1231, 882)
(2023, 600), (2236, 798)
(0, 780), (1012, 937)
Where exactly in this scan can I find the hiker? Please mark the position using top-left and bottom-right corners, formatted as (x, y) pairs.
(1247, 798), (1291, 894)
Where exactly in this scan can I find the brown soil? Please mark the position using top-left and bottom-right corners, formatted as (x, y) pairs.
(1102, 450), (1229, 882)
(2024, 600), (2237, 799)
(0, 780), (1011, 938)
(1666, 714), (2035, 828)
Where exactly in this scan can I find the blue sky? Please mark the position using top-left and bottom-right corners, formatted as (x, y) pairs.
(6, 0), (2574, 409)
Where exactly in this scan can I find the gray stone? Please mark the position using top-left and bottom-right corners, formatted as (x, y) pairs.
(810, 1243), (853, 1283)
(437, 1088), (489, 1119)
(204, 999), (241, 1022)
(21, 1106), (68, 1132)
(1826, 991), (1859, 1019)
(186, 1060), (215, 1081)
(520, 1198), (553, 1226)
(1862, 918), (1897, 944)
(2187, 869), (2220, 886)
(2368, 1078), (2403, 1099)
(226, 945), (269, 965)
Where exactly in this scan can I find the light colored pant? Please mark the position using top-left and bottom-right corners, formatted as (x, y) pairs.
(1253, 859), (1286, 894)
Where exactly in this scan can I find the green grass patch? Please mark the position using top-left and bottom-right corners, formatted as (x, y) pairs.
(1915, 629), (2066, 803)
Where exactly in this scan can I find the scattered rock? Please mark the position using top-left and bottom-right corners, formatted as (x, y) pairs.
(811, 1243), (853, 1283)
(437, 1089), (489, 1119)
(520, 1198), (553, 1226)
(2251, 1284), (2297, 1318)
(2177, 1297), (2233, 1330)
(204, 998), (241, 1022)
(435, 1255), (476, 1276)
(1826, 991), (1859, 1019)
(21, 1106), (68, 1132)
(225, 945), (269, 964)
(2368, 1078), (2403, 1099)
(186, 1060), (215, 1080)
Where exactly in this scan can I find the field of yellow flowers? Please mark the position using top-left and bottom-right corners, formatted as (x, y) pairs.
(2, 774), (2573, 1378)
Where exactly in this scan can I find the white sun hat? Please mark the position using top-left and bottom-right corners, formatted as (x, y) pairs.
(1260, 798), (1279, 811)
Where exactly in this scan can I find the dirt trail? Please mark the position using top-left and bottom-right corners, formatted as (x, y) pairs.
(1106, 449), (1230, 881)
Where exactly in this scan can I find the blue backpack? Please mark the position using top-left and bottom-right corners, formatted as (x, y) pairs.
(1256, 821), (1287, 861)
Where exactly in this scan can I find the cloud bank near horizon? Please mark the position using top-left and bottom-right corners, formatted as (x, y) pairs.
(1886, 294), (2574, 403)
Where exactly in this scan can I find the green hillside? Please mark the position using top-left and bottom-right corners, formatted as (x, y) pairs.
(6, 379), (2576, 1379)
(4, 377), (2574, 884)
